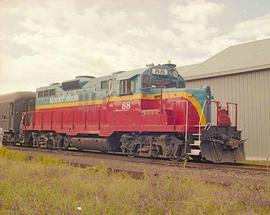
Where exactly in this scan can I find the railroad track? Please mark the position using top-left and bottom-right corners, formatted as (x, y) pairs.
(5, 145), (270, 176)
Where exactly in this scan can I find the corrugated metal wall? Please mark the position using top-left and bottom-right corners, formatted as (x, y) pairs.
(185, 69), (270, 160)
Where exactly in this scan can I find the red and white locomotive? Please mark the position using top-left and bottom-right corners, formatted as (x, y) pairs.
(22, 63), (245, 162)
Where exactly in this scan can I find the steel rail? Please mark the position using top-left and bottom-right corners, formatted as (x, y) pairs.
(5, 145), (270, 176)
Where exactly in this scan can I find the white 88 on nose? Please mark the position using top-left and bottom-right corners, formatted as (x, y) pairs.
(121, 101), (131, 110)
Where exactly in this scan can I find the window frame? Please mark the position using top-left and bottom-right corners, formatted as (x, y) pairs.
(49, 89), (56, 96)
(119, 79), (133, 95)
(101, 80), (109, 90)
(43, 90), (49, 97)
(37, 91), (44, 98)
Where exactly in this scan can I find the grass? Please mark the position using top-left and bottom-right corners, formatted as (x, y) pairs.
(0, 147), (28, 161)
(32, 154), (65, 165)
(0, 148), (270, 214)
(240, 160), (270, 167)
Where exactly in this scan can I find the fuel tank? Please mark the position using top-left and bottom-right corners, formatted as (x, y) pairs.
(69, 136), (121, 152)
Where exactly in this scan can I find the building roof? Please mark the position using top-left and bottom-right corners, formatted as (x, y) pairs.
(177, 64), (200, 78)
(178, 38), (270, 80)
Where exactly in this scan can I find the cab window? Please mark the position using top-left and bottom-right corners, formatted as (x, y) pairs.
(120, 79), (134, 95)
(143, 75), (151, 88)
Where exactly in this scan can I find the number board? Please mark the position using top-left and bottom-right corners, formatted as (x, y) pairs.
(152, 68), (168, 75)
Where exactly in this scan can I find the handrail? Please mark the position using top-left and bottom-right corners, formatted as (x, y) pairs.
(141, 85), (165, 90)
(211, 100), (238, 127)
(174, 100), (189, 153)
(226, 102), (238, 128)
(198, 100), (208, 142)
(184, 100), (188, 153)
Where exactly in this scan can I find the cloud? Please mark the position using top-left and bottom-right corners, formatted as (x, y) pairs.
(0, 0), (270, 94)
(209, 13), (270, 54)
(231, 14), (270, 40)
(169, 0), (224, 35)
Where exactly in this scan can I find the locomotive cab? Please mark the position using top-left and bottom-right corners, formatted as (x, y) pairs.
(140, 64), (212, 125)
(138, 64), (245, 163)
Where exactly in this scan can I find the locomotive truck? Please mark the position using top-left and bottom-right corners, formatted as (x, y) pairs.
(2, 63), (245, 163)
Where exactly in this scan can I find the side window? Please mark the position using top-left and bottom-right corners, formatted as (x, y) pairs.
(120, 79), (133, 95)
(101, 80), (108, 90)
(38, 89), (56, 97)
(101, 79), (113, 92)
(38, 91), (44, 98)
(49, 89), (56, 96)
(143, 75), (151, 88)
(44, 90), (49, 97)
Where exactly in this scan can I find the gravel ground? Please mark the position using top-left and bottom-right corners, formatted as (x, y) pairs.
(7, 146), (270, 187)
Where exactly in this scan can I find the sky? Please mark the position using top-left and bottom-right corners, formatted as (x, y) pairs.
(0, 0), (270, 94)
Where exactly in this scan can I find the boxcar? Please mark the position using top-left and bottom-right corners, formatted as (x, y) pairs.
(0, 91), (35, 144)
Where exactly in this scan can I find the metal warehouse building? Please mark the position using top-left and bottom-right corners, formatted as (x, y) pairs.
(178, 38), (270, 160)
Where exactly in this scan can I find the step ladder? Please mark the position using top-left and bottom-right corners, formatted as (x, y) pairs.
(188, 133), (201, 156)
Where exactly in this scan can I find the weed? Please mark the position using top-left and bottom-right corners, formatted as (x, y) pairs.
(86, 162), (109, 176)
(240, 160), (270, 166)
(0, 147), (28, 161)
(32, 154), (65, 165)
(0, 151), (269, 214)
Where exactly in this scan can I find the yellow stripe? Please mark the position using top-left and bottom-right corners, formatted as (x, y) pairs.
(36, 92), (206, 125)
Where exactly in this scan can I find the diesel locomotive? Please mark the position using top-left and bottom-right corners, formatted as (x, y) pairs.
(2, 63), (245, 162)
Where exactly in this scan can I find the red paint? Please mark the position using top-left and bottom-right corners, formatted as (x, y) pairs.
(23, 97), (203, 136)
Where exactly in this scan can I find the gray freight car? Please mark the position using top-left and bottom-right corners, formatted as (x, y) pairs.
(0, 92), (35, 144)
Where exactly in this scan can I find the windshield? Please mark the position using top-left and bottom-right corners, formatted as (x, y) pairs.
(143, 67), (185, 89)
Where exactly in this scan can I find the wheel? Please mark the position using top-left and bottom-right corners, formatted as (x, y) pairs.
(175, 145), (186, 161)
(62, 136), (70, 150)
